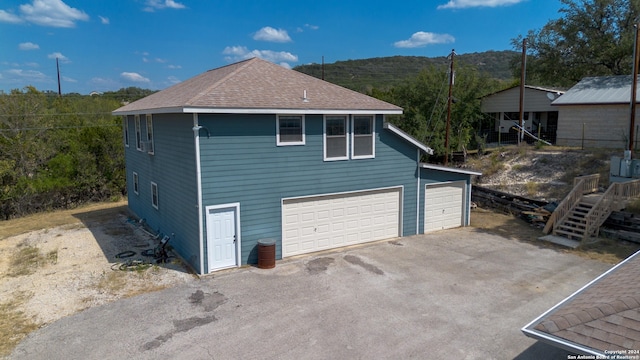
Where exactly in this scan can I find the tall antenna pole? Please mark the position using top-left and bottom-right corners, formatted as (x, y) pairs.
(629, 24), (640, 156)
(444, 48), (455, 166)
(518, 38), (527, 145)
(56, 57), (62, 97)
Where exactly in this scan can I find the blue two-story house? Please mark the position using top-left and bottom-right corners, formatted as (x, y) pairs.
(113, 58), (480, 275)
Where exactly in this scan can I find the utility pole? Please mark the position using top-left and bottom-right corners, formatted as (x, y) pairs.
(630, 24), (640, 157)
(518, 38), (527, 145)
(444, 48), (455, 166)
(56, 57), (62, 97)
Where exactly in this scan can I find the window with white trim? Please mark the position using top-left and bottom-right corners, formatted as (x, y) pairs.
(352, 115), (374, 158)
(146, 114), (154, 154)
(123, 116), (129, 147)
(324, 115), (348, 160)
(133, 172), (139, 195)
(151, 182), (158, 209)
(276, 115), (305, 145)
(134, 115), (141, 150)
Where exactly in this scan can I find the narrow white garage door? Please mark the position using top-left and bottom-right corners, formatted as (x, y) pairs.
(424, 181), (465, 233)
(282, 188), (402, 257)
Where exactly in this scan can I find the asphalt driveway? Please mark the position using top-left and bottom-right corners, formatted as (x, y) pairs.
(10, 227), (611, 360)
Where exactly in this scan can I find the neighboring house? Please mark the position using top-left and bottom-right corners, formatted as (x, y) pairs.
(113, 58), (480, 275)
(522, 250), (640, 356)
(552, 75), (639, 149)
(480, 85), (564, 144)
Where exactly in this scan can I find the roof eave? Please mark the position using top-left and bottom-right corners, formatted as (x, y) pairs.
(420, 163), (482, 176)
(113, 107), (403, 116)
(383, 122), (433, 154)
(521, 250), (640, 357)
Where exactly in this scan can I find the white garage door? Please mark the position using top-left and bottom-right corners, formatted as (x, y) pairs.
(282, 188), (402, 257)
(424, 181), (465, 233)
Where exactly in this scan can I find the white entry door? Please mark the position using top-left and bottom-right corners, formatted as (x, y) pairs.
(206, 206), (238, 272)
(424, 181), (465, 233)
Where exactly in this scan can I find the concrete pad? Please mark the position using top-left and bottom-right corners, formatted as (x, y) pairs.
(10, 227), (611, 360)
(538, 234), (581, 248)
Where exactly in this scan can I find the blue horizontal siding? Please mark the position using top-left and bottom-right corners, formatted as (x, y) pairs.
(124, 114), (200, 272)
(199, 114), (420, 267)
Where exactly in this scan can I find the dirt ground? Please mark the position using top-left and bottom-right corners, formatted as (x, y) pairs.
(0, 201), (196, 357)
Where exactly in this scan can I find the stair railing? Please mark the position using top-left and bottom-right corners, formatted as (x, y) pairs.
(583, 179), (640, 241)
(543, 174), (600, 234)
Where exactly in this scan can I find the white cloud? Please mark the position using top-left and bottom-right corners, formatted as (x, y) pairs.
(253, 26), (292, 43)
(166, 76), (180, 84)
(19, 42), (40, 50)
(61, 75), (76, 83)
(394, 32), (455, 48)
(437, 0), (522, 9)
(0, 9), (24, 24)
(18, 0), (89, 28)
(99, 16), (109, 24)
(167, 64), (182, 69)
(305, 24), (319, 30)
(47, 52), (70, 63)
(6, 69), (49, 83)
(144, 0), (186, 12)
(121, 72), (150, 83)
(222, 46), (298, 66)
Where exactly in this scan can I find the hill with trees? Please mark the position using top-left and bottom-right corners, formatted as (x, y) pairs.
(294, 50), (518, 92)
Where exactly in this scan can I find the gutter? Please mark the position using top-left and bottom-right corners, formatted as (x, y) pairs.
(193, 113), (205, 275)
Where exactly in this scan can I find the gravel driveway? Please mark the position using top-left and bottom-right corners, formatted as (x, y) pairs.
(10, 227), (611, 360)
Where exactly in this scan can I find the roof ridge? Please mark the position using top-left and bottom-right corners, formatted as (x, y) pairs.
(186, 57), (258, 106)
(535, 296), (640, 333)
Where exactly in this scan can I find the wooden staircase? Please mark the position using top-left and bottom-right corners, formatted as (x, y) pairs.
(544, 175), (640, 243)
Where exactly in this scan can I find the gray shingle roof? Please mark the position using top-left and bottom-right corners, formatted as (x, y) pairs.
(552, 75), (636, 105)
(113, 58), (403, 115)
(522, 250), (640, 356)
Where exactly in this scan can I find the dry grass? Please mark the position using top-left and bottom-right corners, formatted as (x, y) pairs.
(7, 243), (59, 278)
(0, 200), (127, 241)
(0, 292), (38, 358)
(471, 207), (640, 264)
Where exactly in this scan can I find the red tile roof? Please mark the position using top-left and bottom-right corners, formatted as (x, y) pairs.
(522, 250), (640, 356)
(113, 58), (403, 115)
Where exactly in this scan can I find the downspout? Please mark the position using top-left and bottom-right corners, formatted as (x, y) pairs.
(416, 149), (421, 235)
(193, 113), (205, 275)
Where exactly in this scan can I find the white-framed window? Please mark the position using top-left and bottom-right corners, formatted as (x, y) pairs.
(276, 115), (305, 146)
(151, 182), (158, 209)
(324, 115), (348, 161)
(146, 114), (154, 154)
(132, 172), (139, 195)
(351, 115), (375, 159)
(134, 115), (141, 150)
(123, 116), (129, 147)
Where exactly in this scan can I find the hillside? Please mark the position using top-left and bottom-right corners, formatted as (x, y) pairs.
(293, 50), (518, 92)
(462, 146), (620, 202)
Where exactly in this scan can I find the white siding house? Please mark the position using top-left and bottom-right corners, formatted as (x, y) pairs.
(481, 85), (564, 144)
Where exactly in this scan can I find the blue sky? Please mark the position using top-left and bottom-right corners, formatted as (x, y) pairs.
(0, 0), (563, 94)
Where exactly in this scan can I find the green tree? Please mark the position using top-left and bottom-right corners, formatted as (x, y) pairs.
(513, 0), (640, 87)
(371, 64), (501, 160)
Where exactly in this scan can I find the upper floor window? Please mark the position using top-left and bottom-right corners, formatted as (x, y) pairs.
(352, 115), (374, 158)
(123, 116), (129, 147)
(277, 115), (305, 146)
(324, 115), (348, 161)
(146, 114), (154, 154)
(134, 115), (142, 150)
